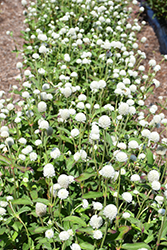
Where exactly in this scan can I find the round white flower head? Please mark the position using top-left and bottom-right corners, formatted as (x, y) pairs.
(92, 201), (103, 211)
(39, 120), (49, 130)
(29, 152), (37, 161)
(38, 101), (47, 112)
(58, 189), (69, 200)
(118, 102), (129, 115)
(50, 183), (61, 197)
(45, 229), (54, 239)
(5, 137), (14, 147)
(149, 131), (160, 142)
(50, 148), (61, 159)
(93, 230), (103, 240)
(148, 170), (160, 182)
(122, 212), (131, 219)
(59, 231), (70, 241)
(99, 164), (115, 179)
(130, 174), (140, 182)
(82, 199), (89, 209)
(98, 115), (111, 129)
(103, 204), (117, 220)
(128, 140), (139, 149)
(58, 174), (69, 189)
(35, 202), (47, 217)
(70, 243), (81, 250)
(75, 113), (86, 122)
(138, 248), (148, 250)
(18, 138), (27, 144)
(115, 151), (128, 162)
(43, 163), (55, 178)
(152, 181), (161, 191)
(0, 207), (6, 216)
(71, 128), (80, 138)
(35, 139), (42, 146)
(155, 195), (164, 205)
(89, 215), (103, 229)
(0, 201), (8, 207)
(6, 196), (13, 201)
(122, 192), (132, 203)
(158, 208), (166, 215)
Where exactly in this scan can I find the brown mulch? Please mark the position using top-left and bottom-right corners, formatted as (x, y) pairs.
(0, 0), (167, 111)
(0, 0), (25, 92)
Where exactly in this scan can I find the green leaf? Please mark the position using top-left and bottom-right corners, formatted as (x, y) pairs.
(161, 220), (167, 240)
(66, 157), (75, 171)
(0, 155), (29, 172)
(0, 227), (6, 235)
(33, 198), (50, 205)
(122, 242), (150, 250)
(12, 198), (33, 205)
(82, 191), (103, 199)
(146, 149), (154, 164)
(80, 242), (94, 250)
(105, 132), (113, 146)
(34, 227), (48, 233)
(63, 216), (86, 227)
(116, 226), (131, 240)
(75, 172), (95, 182)
(18, 206), (31, 215)
(30, 190), (38, 200)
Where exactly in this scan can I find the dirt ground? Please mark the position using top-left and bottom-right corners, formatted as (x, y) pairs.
(0, 0), (25, 92)
(0, 0), (167, 111)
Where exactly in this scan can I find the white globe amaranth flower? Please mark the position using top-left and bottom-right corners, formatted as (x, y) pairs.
(75, 112), (86, 122)
(59, 109), (70, 121)
(151, 181), (161, 191)
(155, 195), (164, 205)
(118, 102), (129, 115)
(158, 208), (166, 215)
(58, 189), (69, 200)
(89, 215), (103, 229)
(43, 163), (55, 178)
(122, 192), (132, 203)
(93, 230), (103, 240)
(148, 59), (156, 67)
(21, 0), (27, 6)
(35, 139), (42, 146)
(70, 243), (81, 250)
(115, 151), (128, 162)
(148, 170), (160, 182)
(92, 202), (103, 211)
(99, 164), (115, 179)
(38, 101), (47, 112)
(50, 183), (61, 197)
(35, 202), (47, 217)
(45, 229), (54, 239)
(50, 148), (61, 159)
(103, 204), (117, 220)
(71, 128), (80, 138)
(0, 207), (6, 216)
(29, 152), (37, 161)
(122, 212), (131, 219)
(149, 131), (160, 142)
(7, 103), (14, 111)
(64, 54), (71, 62)
(59, 231), (70, 241)
(128, 140), (139, 149)
(58, 174), (70, 189)
(82, 199), (89, 209)
(39, 45), (47, 53)
(39, 120), (49, 130)
(98, 115), (111, 129)
(130, 174), (140, 182)
(5, 137), (14, 147)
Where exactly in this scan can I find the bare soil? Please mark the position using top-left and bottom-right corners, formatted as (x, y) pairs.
(0, 0), (25, 92)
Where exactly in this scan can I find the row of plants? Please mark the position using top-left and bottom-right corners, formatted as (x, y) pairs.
(0, 0), (167, 249)
(144, 0), (167, 21)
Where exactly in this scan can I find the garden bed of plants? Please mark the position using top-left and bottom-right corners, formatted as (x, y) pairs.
(0, 0), (167, 249)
